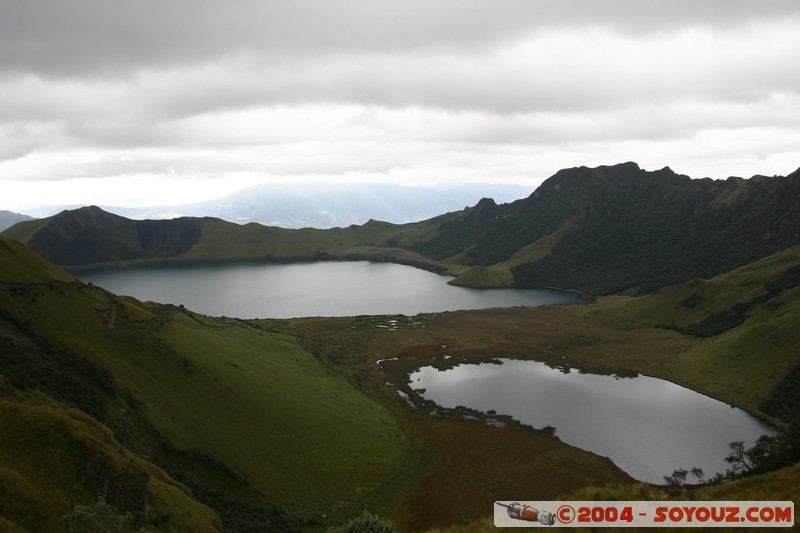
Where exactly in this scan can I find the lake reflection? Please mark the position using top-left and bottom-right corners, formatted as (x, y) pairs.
(78, 261), (582, 319)
(409, 358), (779, 483)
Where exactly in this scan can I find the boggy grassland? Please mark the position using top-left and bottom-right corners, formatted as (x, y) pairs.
(265, 298), (800, 530)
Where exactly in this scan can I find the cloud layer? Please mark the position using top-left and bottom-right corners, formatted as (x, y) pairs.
(1, 0), (798, 209)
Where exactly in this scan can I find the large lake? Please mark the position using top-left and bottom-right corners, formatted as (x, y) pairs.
(78, 261), (582, 319)
(409, 358), (779, 483)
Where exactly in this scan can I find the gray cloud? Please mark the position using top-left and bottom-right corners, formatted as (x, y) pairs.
(3, 0), (798, 77)
(0, 0), (798, 209)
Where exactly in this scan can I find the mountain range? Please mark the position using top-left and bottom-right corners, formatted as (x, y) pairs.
(13, 182), (534, 229)
(0, 211), (33, 233)
(5, 162), (800, 295)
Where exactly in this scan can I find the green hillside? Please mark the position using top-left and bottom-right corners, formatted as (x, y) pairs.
(0, 238), (406, 531)
(579, 245), (800, 420)
(0, 238), (75, 283)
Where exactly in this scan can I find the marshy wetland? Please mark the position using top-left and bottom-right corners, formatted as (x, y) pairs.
(262, 275), (795, 530)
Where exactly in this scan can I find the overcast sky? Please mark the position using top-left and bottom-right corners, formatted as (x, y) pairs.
(1, 0), (799, 211)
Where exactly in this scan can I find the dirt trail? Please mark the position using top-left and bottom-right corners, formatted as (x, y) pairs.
(102, 293), (116, 328)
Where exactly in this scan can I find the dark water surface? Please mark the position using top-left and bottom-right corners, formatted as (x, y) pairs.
(78, 261), (582, 319)
(409, 358), (779, 483)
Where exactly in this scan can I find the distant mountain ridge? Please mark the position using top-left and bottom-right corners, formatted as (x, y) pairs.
(16, 182), (534, 229)
(150, 181), (534, 228)
(4, 162), (799, 295)
(0, 210), (33, 232)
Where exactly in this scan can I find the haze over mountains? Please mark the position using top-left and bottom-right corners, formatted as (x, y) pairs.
(0, 211), (33, 232)
(13, 182), (534, 229)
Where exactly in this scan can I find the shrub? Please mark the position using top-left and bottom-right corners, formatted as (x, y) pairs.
(327, 510), (399, 533)
(60, 496), (145, 533)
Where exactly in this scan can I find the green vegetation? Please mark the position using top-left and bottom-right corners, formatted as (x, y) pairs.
(0, 238), (406, 531)
(327, 511), (399, 533)
(447, 265), (514, 287)
(0, 238), (75, 283)
(577, 245), (800, 419)
(150, 312), (406, 507)
(0, 391), (220, 532)
(723, 421), (800, 478)
(662, 421), (800, 489)
(61, 497), (144, 533)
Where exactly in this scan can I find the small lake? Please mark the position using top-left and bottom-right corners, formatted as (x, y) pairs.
(409, 358), (779, 483)
(77, 261), (582, 319)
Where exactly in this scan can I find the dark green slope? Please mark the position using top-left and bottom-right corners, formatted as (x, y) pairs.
(414, 162), (800, 293)
(2, 206), (205, 265)
(509, 163), (800, 293)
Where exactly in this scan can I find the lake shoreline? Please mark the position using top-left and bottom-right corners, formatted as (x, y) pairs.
(77, 260), (583, 320)
(384, 353), (779, 484)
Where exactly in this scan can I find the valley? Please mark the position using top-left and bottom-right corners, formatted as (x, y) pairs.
(1, 163), (799, 531)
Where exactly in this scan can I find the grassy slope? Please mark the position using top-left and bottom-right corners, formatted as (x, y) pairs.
(152, 312), (406, 507)
(0, 392), (220, 533)
(447, 217), (581, 287)
(0, 239), (407, 527)
(0, 239), (75, 284)
(577, 245), (800, 418)
(0, 285), (406, 511)
(0, 241), (221, 531)
(0, 218), (49, 246)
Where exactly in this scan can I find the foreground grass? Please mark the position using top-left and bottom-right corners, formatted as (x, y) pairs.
(0, 274), (407, 527)
(155, 311), (406, 508)
(0, 389), (220, 532)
